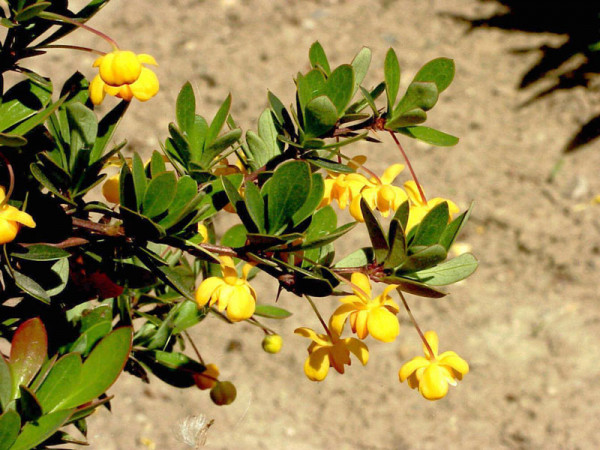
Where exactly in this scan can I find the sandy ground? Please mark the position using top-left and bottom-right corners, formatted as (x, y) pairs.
(30, 0), (600, 448)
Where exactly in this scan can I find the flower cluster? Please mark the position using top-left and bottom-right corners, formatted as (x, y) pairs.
(90, 49), (159, 105)
(0, 187), (36, 244)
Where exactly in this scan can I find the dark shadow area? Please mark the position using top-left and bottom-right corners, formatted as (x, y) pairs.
(445, 1), (600, 153)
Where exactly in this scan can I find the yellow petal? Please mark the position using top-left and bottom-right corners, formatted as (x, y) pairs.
(403, 180), (426, 206)
(294, 327), (331, 347)
(137, 53), (158, 66)
(89, 74), (107, 106)
(366, 307), (399, 343)
(328, 342), (350, 374)
(439, 352), (469, 376)
(380, 164), (405, 185)
(349, 195), (364, 222)
(381, 283), (399, 301)
(195, 277), (225, 307)
(353, 310), (369, 339)
(225, 285), (255, 321)
(304, 347), (330, 381)
(109, 50), (142, 86)
(423, 330), (439, 357)
(419, 364), (450, 400)
(350, 272), (371, 299)
(1, 206), (35, 228)
(0, 219), (19, 244)
(344, 337), (369, 365)
(329, 303), (355, 336)
(0, 187), (6, 203)
(398, 356), (430, 382)
(130, 67), (159, 102)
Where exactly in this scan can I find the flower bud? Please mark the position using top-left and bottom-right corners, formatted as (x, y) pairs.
(262, 334), (283, 354)
(102, 174), (120, 204)
(210, 381), (237, 406)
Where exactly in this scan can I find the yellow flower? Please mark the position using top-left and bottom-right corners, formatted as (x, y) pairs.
(194, 363), (219, 390)
(262, 334), (283, 354)
(404, 180), (459, 233)
(197, 223), (209, 243)
(320, 172), (371, 210)
(399, 330), (469, 401)
(102, 173), (120, 204)
(330, 272), (400, 343)
(90, 50), (159, 105)
(349, 164), (408, 222)
(0, 187), (36, 244)
(294, 327), (368, 381)
(195, 256), (256, 322)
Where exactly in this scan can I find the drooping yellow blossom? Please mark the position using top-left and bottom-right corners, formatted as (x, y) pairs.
(294, 327), (368, 381)
(194, 363), (219, 390)
(320, 172), (371, 210)
(195, 256), (256, 322)
(102, 173), (120, 204)
(399, 330), (469, 401)
(90, 50), (159, 105)
(330, 272), (400, 343)
(197, 223), (209, 243)
(0, 187), (36, 244)
(349, 164), (408, 222)
(404, 180), (459, 233)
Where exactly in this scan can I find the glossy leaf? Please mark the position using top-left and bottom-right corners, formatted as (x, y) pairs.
(397, 126), (459, 147)
(12, 245), (69, 261)
(304, 95), (338, 138)
(0, 78), (52, 132)
(61, 327), (132, 409)
(412, 201), (449, 247)
(413, 57), (455, 93)
(10, 408), (74, 450)
(254, 305), (292, 319)
(10, 318), (47, 400)
(408, 253), (478, 286)
(66, 103), (98, 156)
(0, 356), (11, 411)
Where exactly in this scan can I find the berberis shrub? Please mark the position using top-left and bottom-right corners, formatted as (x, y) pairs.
(0, 0), (477, 447)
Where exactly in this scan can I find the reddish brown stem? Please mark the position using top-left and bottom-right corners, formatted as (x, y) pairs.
(397, 289), (435, 359)
(388, 131), (427, 204)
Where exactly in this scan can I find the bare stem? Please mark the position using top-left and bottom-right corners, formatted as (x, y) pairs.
(397, 289), (435, 359)
(33, 44), (106, 56)
(388, 131), (427, 203)
(183, 330), (204, 364)
(305, 295), (332, 339)
(0, 151), (15, 207)
(39, 12), (119, 49)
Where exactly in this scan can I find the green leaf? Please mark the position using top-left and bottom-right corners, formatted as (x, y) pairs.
(154, 265), (196, 302)
(133, 350), (199, 388)
(10, 318), (47, 400)
(303, 95), (338, 138)
(384, 219), (407, 269)
(131, 153), (147, 210)
(308, 41), (331, 75)
(0, 132), (27, 147)
(324, 64), (355, 114)
(384, 48), (401, 111)
(61, 327), (132, 409)
(300, 222), (356, 250)
(297, 69), (326, 114)
(253, 305), (292, 319)
(18, 386), (42, 421)
(267, 161), (311, 233)
(158, 176), (200, 230)
(388, 278), (446, 298)
(439, 204), (472, 250)
(292, 173), (324, 226)
(393, 81), (439, 117)
(359, 86), (379, 115)
(45, 259), (69, 297)
(408, 253), (478, 286)
(205, 94), (231, 148)
(334, 247), (374, 268)
(244, 182), (265, 233)
(256, 109), (282, 165)
(350, 47), (372, 93)
(120, 205), (166, 240)
(413, 57), (455, 93)
(13, 269), (50, 303)
(0, 357), (11, 411)
(201, 128), (242, 167)
(306, 157), (355, 173)
(66, 102), (98, 156)
(12, 245), (69, 261)
(90, 101), (128, 162)
(176, 82), (196, 133)
(0, 78), (52, 132)
(393, 200), (409, 231)
(385, 108), (427, 129)
(15, 2), (51, 21)
(221, 224), (248, 248)
(10, 408), (74, 450)
(142, 171), (177, 218)
(412, 201), (449, 247)
(397, 126), (459, 147)
(360, 199), (389, 263)
(197, 173), (243, 220)
(0, 410), (20, 450)
(396, 244), (447, 274)
(150, 150), (166, 177)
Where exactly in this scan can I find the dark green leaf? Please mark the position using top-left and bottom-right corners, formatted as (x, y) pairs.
(304, 95), (338, 138)
(308, 41), (331, 75)
(120, 205), (166, 240)
(396, 244), (447, 274)
(384, 48), (401, 111)
(384, 219), (407, 269)
(176, 82), (195, 133)
(18, 386), (42, 421)
(393, 200), (409, 231)
(408, 253), (478, 286)
(142, 171), (177, 218)
(292, 174), (324, 226)
(66, 103), (98, 156)
(439, 204), (472, 250)
(244, 182), (265, 233)
(0, 356), (11, 411)
(267, 161), (311, 233)
(397, 126), (459, 147)
(306, 157), (355, 173)
(0, 78), (52, 132)
(12, 245), (69, 261)
(413, 57), (455, 93)
(61, 327), (132, 409)
(0, 132), (27, 147)
(257, 109), (282, 164)
(13, 270), (50, 303)
(197, 173), (243, 220)
(393, 81), (439, 117)
(150, 150), (166, 177)
(385, 108), (427, 129)
(324, 64), (355, 114)
(201, 128), (242, 167)
(90, 101), (128, 162)
(131, 153), (147, 210)
(221, 224), (248, 248)
(300, 222), (356, 250)
(154, 265), (196, 302)
(334, 247), (374, 268)
(205, 94), (232, 147)
(412, 201), (449, 247)
(360, 198), (389, 263)
(253, 305), (292, 319)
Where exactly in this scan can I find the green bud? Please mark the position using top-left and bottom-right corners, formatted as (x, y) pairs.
(262, 334), (283, 354)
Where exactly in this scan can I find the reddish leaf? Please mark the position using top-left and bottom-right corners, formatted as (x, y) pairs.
(10, 318), (47, 399)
